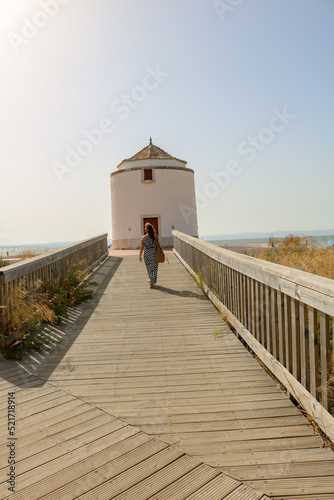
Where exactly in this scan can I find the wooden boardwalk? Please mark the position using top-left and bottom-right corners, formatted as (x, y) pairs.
(1, 253), (334, 499)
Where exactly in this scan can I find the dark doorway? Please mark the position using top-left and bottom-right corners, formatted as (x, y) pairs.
(143, 217), (159, 236)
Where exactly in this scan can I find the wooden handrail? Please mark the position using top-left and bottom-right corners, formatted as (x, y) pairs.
(0, 234), (108, 345)
(173, 230), (334, 441)
(0, 234), (108, 284)
(173, 231), (334, 314)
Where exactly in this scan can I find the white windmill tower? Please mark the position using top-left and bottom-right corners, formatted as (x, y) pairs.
(110, 138), (198, 249)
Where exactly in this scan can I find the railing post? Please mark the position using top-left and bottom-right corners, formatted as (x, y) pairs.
(172, 230), (334, 436)
(320, 311), (330, 411)
(0, 234), (108, 347)
(0, 285), (5, 348)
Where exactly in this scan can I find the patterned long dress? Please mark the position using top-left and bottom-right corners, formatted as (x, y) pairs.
(144, 236), (158, 285)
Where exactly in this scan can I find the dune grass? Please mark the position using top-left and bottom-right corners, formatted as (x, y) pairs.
(248, 234), (334, 280)
(2, 260), (98, 359)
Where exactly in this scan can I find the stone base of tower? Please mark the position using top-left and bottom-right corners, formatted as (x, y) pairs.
(111, 236), (174, 250)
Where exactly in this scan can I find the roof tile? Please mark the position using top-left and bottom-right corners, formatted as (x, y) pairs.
(121, 138), (186, 164)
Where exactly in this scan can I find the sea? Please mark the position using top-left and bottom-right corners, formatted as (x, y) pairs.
(202, 234), (334, 248)
(1, 232), (334, 258)
(0, 242), (68, 258)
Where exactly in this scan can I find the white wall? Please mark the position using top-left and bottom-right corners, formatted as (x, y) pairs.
(117, 158), (186, 169)
(110, 167), (198, 248)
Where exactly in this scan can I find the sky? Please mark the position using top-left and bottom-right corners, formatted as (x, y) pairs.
(0, 0), (333, 244)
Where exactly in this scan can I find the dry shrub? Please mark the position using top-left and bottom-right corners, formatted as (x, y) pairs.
(5, 280), (56, 336)
(280, 234), (311, 248)
(19, 248), (41, 260)
(250, 235), (334, 280)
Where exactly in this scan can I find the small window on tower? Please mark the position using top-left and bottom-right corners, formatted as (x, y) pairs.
(144, 169), (153, 181)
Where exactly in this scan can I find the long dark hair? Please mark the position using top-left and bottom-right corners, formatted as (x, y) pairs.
(145, 223), (157, 241)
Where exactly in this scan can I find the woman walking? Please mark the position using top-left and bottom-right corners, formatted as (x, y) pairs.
(139, 223), (159, 288)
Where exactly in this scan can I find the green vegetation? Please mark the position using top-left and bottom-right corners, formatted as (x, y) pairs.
(195, 265), (205, 292)
(2, 332), (61, 360)
(5, 280), (56, 336)
(47, 261), (98, 323)
(0, 258), (10, 268)
(2, 260), (98, 359)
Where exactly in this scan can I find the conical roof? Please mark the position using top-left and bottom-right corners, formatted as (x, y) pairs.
(117, 138), (187, 168)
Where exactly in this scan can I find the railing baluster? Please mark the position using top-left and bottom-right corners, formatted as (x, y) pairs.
(291, 298), (301, 381)
(320, 311), (330, 410)
(265, 285), (271, 353)
(271, 289), (278, 358)
(0, 234), (108, 345)
(247, 277), (252, 332)
(300, 303), (309, 390)
(309, 306), (320, 399)
(284, 295), (292, 372)
(259, 282), (265, 347)
(172, 231), (334, 429)
(277, 291), (285, 365)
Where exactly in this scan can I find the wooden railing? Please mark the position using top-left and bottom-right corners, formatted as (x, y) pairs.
(173, 230), (334, 441)
(0, 234), (108, 346)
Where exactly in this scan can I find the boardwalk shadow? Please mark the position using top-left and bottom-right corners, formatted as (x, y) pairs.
(155, 285), (207, 299)
(0, 257), (123, 388)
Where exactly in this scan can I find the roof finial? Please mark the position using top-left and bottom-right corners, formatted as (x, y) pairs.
(149, 137), (152, 145)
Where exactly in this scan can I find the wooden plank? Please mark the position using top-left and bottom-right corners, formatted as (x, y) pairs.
(4, 426), (142, 494)
(173, 435), (321, 455)
(223, 484), (263, 500)
(105, 398), (293, 418)
(265, 285), (271, 352)
(148, 464), (219, 500)
(247, 276), (252, 332)
(183, 474), (240, 500)
(129, 406), (299, 426)
(111, 456), (202, 500)
(309, 306), (320, 398)
(320, 311), (330, 410)
(277, 291), (285, 365)
(255, 280), (261, 340)
(242, 273), (247, 327)
(2, 434), (152, 500)
(200, 447), (334, 467)
(0, 407), (103, 447)
(28, 439), (169, 500)
(156, 422), (315, 443)
(221, 461), (334, 481)
(0, 417), (126, 474)
(299, 302), (309, 389)
(103, 390), (286, 408)
(251, 278), (256, 338)
(284, 294), (292, 372)
(71, 448), (188, 500)
(140, 414), (307, 435)
(259, 282), (265, 346)
(280, 496), (334, 500)
(244, 476), (334, 496)
(271, 289), (278, 359)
